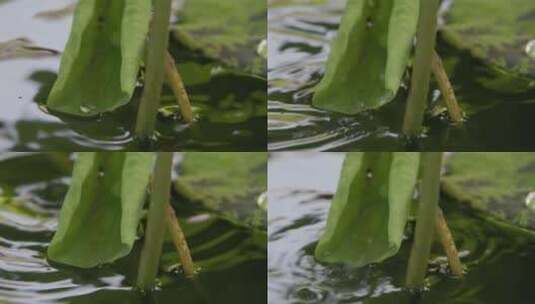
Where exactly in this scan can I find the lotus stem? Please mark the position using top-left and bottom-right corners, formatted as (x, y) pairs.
(165, 204), (195, 277)
(435, 207), (464, 276)
(164, 51), (194, 123)
(406, 152), (443, 289)
(137, 152), (174, 291)
(431, 50), (463, 125)
(135, 0), (172, 142)
(402, 0), (440, 136)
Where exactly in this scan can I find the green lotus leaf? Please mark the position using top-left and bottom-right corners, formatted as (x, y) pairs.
(173, 0), (267, 77)
(442, 153), (535, 234)
(46, 0), (151, 116)
(48, 152), (155, 268)
(441, 0), (535, 93)
(312, 0), (419, 114)
(174, 152), (267, 231)
(315, 152), (420, 266)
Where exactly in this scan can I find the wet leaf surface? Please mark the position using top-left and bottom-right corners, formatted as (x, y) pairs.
(312, 0), (419, 114)
(442, 152), (535, 233)
(46, 0), (151, 116)
(174, 152), (267, 231)
(315, 152), (420, 266)
(172, 0), (267, 77)
(48, 152), (155, 268)
(442, 0), (535, 92)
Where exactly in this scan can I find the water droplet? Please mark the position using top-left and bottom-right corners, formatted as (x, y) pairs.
(97, 166), (105, 178)
(38, 104), (50, 114)
(525, 191), (535, 210)
(366, 169), (373, 179)
(257, 39), (267, 58)
(257, 192), (268, 210)
(80, 104), (94, 114)
(525, 39), (535, 60)
(158, 105), (181, 120)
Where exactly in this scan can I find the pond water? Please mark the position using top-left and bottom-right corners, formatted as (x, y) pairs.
(0, 152), (266, 303)
(268, 153), (535, 303)
(268, 1), (535, 151)
(0, 0), (266, 151)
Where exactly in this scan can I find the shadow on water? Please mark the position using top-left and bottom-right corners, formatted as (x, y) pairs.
(0, 153), (266, 303)
(267, 1), (535, 151)
(0, 0), (266, 151)
(268, 153), (535, 303)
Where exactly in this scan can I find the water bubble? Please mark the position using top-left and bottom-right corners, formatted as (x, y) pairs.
(98, 167), (105, 178)
(524, 191), (535, 210)
(80, 104), (94, 114)
(525, 39), (535, 60)
(38, 104), (50, 114)
(257, 192), (268, 210)
(257, 39), (267, 58)
(293, 286), (327, 302)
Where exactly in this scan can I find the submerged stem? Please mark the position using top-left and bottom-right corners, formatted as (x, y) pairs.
(431, 50), (463, 125)
(137, 152), (174, 291)
(165, 204), (195, 277)
(402, 0), (440, 136)
(435, 208), (464, 276)
(135, 0), (172, 141)
(406, 152), (443, 289)
(164, 51), (194, 123)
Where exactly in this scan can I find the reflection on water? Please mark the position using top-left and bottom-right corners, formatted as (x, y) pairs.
(268, 0), (535, 151)
(0, 153), (266, 303)
(268, 153), (535, 303)
(0, 0), (266, 151)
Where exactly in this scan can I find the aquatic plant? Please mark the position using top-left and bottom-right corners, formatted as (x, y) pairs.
(46, 0), (193, 142)
(47, 152), (195, 291)
(316, 152), (463, 289)
(312, 0), (464, 135)
(315, 153), (420, 266)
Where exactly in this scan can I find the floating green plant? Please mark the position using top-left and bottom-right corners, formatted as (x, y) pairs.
(173, 0), (267, 77)
(442, 0), (535, 93)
